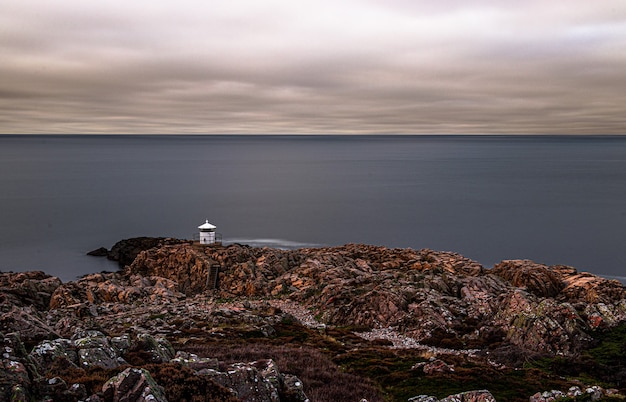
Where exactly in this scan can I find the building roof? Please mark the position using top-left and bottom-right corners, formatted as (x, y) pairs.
(198, 220), (217, 230)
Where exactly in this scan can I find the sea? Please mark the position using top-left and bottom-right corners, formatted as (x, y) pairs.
(1, 135), (625, 284)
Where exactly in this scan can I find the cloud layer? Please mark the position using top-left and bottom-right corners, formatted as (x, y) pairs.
(2, 0), (625, 134)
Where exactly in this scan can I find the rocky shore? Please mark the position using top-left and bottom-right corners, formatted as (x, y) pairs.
(2, 238), (625, 401)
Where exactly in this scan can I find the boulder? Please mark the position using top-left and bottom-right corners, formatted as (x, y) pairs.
(409, 390), (496, 402)
(0, 307), (59, 343)
(73, 330), (125, 369)
(102, 367), (168, 402)
(421, 359), (455, 375)
(0, 271), (62, 310)
(440, 390), (496, 402)
(492, 260), (564, 298)
(203, 359), (283, 402)
(135, 333), (175, 363)
(28, 338), (78, 373)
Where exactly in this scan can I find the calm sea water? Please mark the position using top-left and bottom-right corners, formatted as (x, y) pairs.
(1, 135), (625, 283)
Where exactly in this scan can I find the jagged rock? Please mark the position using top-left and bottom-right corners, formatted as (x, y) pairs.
(172, 351), (219, 371)
(492, 260), (564, 298)
(440, 390), (496, 401)
(1, 332), (36, 402)
(108, 237), (189, 267)
(529, 385), (614, 402)
(204, 359), (282, 402)
(121, 242), (626, 357)
(135, 333), (175, 363)
(0, 271), (62, 310)
(408, 396), (439, 402)
(28, 338), (78, 373)
(102, 367), (168, 402)
(421, 359), (455, 374)
(50, 272), (185, 310)
(0, 306), (59, 343)
(3, 239), (626, 401)
(87, 247), (109, 257)
(282, 373), (309, 402)
(73, 330), (125, 369)
(409, 390), (496, 402)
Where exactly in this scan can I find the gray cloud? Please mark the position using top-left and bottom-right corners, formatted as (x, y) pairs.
(1, 0), (625, 134)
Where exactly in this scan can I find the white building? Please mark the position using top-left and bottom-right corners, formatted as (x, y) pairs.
(198, 220), (217, 244)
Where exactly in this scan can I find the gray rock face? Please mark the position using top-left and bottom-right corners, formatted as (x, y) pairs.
(102, 367), (168, 402)
(202, 359), (308, 402)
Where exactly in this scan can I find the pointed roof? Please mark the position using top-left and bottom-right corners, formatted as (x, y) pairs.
(198, 220), (216, 230)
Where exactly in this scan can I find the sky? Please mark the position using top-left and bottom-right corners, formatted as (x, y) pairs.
(1, 0), (625, 134)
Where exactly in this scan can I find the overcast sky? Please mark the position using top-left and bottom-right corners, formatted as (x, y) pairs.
(1, 0), (625, 134)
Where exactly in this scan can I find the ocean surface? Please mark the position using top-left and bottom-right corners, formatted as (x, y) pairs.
(1, 135), (625, 284)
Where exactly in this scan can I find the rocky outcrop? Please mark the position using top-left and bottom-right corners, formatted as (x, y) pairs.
(124, 242), (626, 357)
(89, 237), (190, 267)
(3, 239), (626, 401)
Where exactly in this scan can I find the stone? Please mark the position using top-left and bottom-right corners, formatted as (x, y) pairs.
(204, 360), (281, 402)
(422, 359), (455, 374)
(282, 373), (309, 402)
(408, 396), (440, 402)
(0, 307), (59, 343)
(29, 338), (78, 373)
(439, 389), (496, 402)
(136, 333), (175, 363)
(1, 333), (34, 402)
(73, 330), (123, 369)
(87, 247), (109, 257)
(102, 367), (168, 402)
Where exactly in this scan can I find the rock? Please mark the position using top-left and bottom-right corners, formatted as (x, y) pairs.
(135, 333), (175, 363)
(204, 359), (282, 402)
(121, 242), (626, 357)
(529, 385), (617, 402)
(0, 271), (62, 310)
(440, 390), (496, 402)
(29, 338), (78, 373)
(408, 396), (440, 402)
(108, 237), (189, 267)
(87, 247), (109, 257)
(408, 390), (496, 402)
(422, 359), (455, 374)
(172, 351), (219, 371)
(492, 260), (564, 298)
(0, 307), (59, 343)
(1, 332), (36, 402)
(73, 330), (124, 369)
(102, 367), (168, 402)
(282, 373), (309, 402)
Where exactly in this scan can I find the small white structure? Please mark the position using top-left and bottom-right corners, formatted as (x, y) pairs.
(198, 220), (217, 244)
